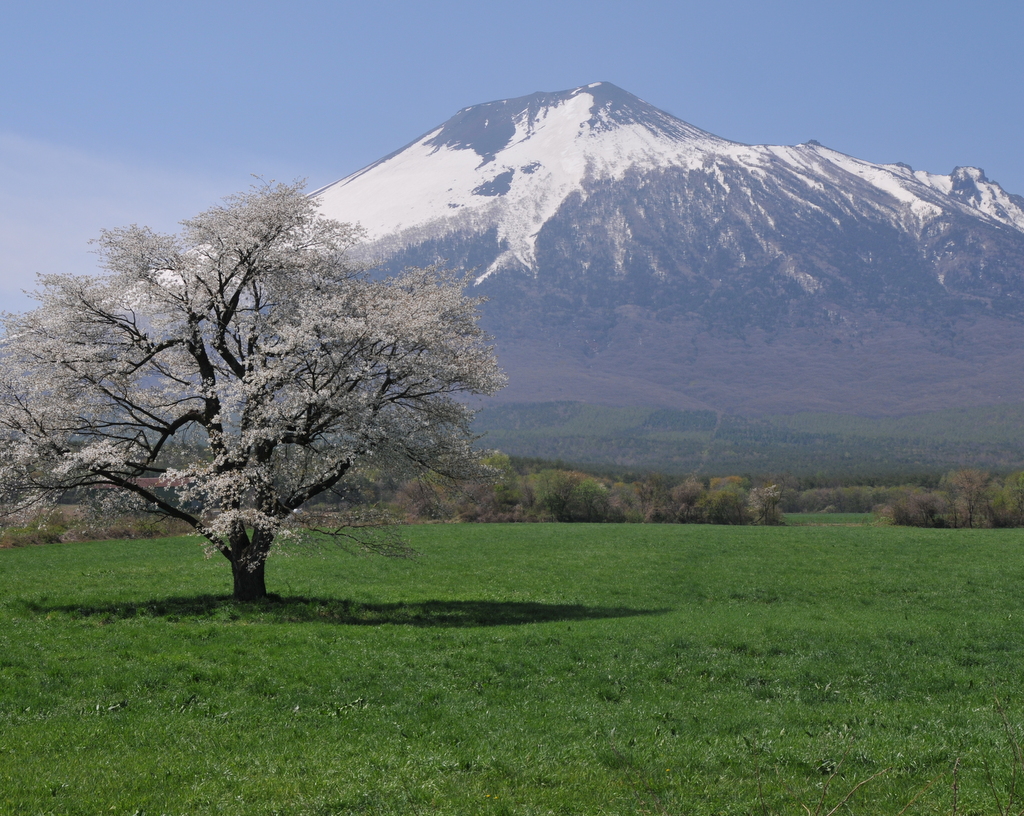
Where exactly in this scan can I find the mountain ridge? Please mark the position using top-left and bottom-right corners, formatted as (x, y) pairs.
(312, 82), (1024, 417)
(315, 82), (1024, 258)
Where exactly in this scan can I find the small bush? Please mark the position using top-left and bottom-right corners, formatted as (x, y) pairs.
(1, 510), (193, 547)
(670, 478), (705, 523)
(0, 516), (68, 547)
(883, 491), (948, 528)
(63, 514), (194, 541)
(699, 485), (749, 525)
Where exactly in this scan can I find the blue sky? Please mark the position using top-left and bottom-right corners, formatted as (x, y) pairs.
(2, 0), (1022, 311)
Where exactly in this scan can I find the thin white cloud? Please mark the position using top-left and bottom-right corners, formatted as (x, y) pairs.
(0, 133), (242, 313)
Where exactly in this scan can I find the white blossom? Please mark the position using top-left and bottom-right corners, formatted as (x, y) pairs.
(0, 182), (504, 598)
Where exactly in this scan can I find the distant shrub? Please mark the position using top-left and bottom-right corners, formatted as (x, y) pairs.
(534, 469), (585, 522)
(879, 469), (1007, 528)
(942, 468), (993, 529)
(634, 474), (671, 522)
(787, 485), (896, 514)
(699, 482), (749, 525)
(748, 484), (783, 525)
(380, 461), (1024, 529)
(393, 477), (459, 521)
(670, 477), (705, 523)
(0, 509), (206, 547)
(62, 514), (193, 541)
(0, 512), (68, 547)
(571, 478), (612, 522)
(882, 491), (948, 528)
(992, 472), (1024, 528)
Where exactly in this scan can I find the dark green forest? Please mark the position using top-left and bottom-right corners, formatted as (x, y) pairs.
(473, 401), (1024, 480)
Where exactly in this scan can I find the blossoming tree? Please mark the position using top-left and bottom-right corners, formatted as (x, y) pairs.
(0, 182), (504, 599)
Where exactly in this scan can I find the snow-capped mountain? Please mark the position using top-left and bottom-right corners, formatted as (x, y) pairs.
(315, 82), (742, 280)
(315, 81), (1024, 282)
(313, 83), (1024, 416)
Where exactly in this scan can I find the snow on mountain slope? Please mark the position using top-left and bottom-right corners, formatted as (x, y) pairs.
(310, 83), (1024, 419)
(313, 82), (1024, 283)
(314, 83), (732, 279)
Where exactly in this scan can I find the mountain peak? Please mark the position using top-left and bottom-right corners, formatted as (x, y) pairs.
(313, 82), (733, 274)
(310, 83), (1024, 417)
(419, 81), (719, 165)
(313, 82), (1024, 284)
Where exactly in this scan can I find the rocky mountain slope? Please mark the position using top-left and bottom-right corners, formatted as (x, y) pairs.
(314, 82), (1024, 416)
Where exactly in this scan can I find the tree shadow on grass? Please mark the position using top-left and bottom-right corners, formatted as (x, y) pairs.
(22, 595), (670, 627)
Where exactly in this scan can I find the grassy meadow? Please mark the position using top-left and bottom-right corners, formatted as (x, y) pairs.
(782, 513), (874, 526)
(3, 523), (1024, 814)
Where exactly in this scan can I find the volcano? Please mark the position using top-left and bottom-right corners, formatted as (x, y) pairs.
(314, 82), (1024, 416)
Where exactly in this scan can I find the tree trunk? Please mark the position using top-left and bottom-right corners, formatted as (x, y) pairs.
(232, 558), (267, 601)
(228, 524), (272, 601)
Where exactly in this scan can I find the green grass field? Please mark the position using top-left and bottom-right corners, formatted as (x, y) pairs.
(3, 524), (1024, 814)
(782, 513), (874, 526)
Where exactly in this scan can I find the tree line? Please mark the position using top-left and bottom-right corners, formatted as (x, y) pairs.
(877, 468), (1024, 528)
(381, 455), (1024, 528)
(4, 459), (1022, 549)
